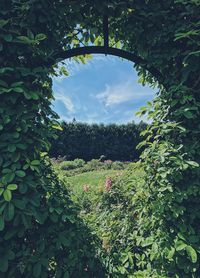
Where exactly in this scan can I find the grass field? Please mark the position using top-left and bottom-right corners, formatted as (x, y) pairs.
(66, 169), (124, 195)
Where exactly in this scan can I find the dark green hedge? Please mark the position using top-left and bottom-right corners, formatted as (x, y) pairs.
(50, 121), (147, 161)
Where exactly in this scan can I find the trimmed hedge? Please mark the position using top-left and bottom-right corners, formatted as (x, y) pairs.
(50, 121), (146, 161)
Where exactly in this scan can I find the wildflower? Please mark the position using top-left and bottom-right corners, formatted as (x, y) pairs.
(104, 160), (112, 165)
(105, 177), (112, 192)
(83, 184), (90, 192)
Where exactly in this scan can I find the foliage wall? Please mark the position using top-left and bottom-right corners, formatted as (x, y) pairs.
(0, 1), (106, 277)
(50, 121), (146, 161)
(0, 0), (200, 277)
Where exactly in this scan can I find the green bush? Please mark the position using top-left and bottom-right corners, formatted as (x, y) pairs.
(55, 159), (129, 176)
(112, 161), (125, 170)
(60, 159), (85, 170)
(85, 159), (103, 171)
(60, 161), (77, 170)
(73, 158), (86, 168)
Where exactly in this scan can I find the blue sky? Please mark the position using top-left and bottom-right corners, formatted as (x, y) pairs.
(52, 55), (156, 124)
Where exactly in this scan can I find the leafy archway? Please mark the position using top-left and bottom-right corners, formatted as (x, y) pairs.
(0, 1), (200, 277)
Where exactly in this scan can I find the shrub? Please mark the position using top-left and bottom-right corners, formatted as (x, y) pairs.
(104, 160), (112, 167)
(85, 159), (102, 171)
(112, 161), (125, 170)
(60, 161), (77, 170)
(73, 158), (86, 168)
(60, 159), (86, 170)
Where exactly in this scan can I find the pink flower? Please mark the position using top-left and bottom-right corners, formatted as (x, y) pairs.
(105, 177), (112, 192)
(104, 160), (112, 165)
(83, 184), (90, 192)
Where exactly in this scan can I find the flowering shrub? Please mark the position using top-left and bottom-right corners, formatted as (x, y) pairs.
(105, 177), (112, 192)
(83, 184), (90, 192)
(104, 160), (113, 165)
(79, 163), (148, 276)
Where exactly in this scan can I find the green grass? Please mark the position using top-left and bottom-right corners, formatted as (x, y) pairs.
(66, 169), (124, 195)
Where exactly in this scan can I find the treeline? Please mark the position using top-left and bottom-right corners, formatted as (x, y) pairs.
(50, 120), (147, 161)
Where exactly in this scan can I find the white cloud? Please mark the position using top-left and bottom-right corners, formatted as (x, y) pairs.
(54, 92), (75, 113)
(96, 79), (155, 107)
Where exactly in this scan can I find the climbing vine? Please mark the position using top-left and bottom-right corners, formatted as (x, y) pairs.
(0, 0), (200, 277)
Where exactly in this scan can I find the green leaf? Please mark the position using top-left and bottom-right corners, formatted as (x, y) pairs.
(13, 199), (25, 210)
(7, 250), (15, 260)
(3, 189), (12, 202)
(11, 81), (24, 87)
(2, 169), (12, 174)
(186, 246), (197, 263)
(0, 215), (5, 231)
(16, 36), (33, 44)
(33, 263), (42, 277)
(167, 248), (175, 260)
(4, 228), (18, 240)
(12, 87), (24, 93)
(141, 237), (154, 247)
(27, 29), (34, 39)
(0, 188), (4, 196)
(31, 160), (40, 166)
(3, 34), (12, 42)
(35, 33), (47, 41)
(16, 170), (26, 177)
(175, 240), (187, 251)
(2, 173), (15, 184)
(0, 203), (6, 214)
(0, 257), (8, 272)
(0, 67), (13, 74)
(17, 143), (27, 150)
(12, 153), (20, 163)
(23, 164), (29, 170)
(8, 144), (16, 152)
(19, 183), (27, 194)
(63, 271), (69, 278)
(6, 203), (15, 221)
(52, 124), (63, 131)
(7, 184), (18, 191)
(189, 235), (199, 244)
(187, 161), (199, 168)
(0, 19), (9, 28)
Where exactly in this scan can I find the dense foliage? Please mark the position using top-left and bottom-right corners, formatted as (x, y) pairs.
(53, 157), (128, 177)
(0, 1), (106, 277)
(56, 161), (148, 276)
(1, 0), (200, 277)
(50, 121), (146, 161)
